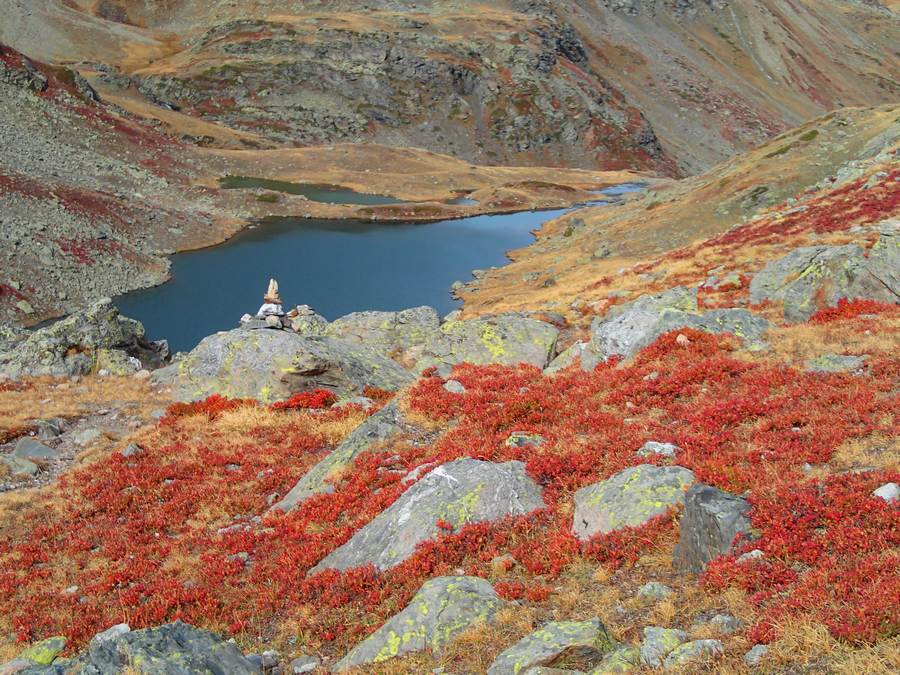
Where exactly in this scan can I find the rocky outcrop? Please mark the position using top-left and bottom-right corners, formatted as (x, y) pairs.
(335, 576), (504, 671)
(7, 622), (257, 674)
(573, 464), (695, 540)
(583, 287), (770, 366)
(749, 224), (899, 322)
(0, 299), (166, 379)
(487, 618), (616, 674)
(673, 484), (752, 573)
(311, 459), (545, 573)
(272, 400), (417, 511)
(153, 327), (413, 402)
(639, 626), (687, 667)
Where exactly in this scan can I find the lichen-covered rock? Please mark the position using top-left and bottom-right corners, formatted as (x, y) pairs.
(334, 576), (503, 671)
(544, 341), (589, 374)
(636, 441), (679, 458)
(272, 401), (414, 511)
(311, 459), (545, 573)
(425, 314), (560, 370)
(804, 353), (867, 374)
(1, 455), (39, 477)
(32, 621), (256, 674)
(749, 225), (900, 322)
(637, 582), (672, 599)
(572, 464), (695, 540)
(586, 287), (769, 363)
(325, 306), (442, 359)
(673, 484), (752, 573)
(13, 438), (58, 461)
(0, 299), (164, 379)
(488, 618), (615, 675)
(588, 286), (697, 362)
(589, 644), (641, 673)
(153, 328), (413, 402)
(662, 639), (724, 669)
(639, 627), (687, 667)
(18, 637), (66, 666)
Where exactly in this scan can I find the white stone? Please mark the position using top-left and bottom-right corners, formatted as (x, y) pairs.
(873, 482), (899, 503)
(256, 302), (284, 317)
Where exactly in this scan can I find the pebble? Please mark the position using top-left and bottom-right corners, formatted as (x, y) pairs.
(289, 655), (321, 674)
(744, 644), (769, 667)
(443, 379), (466, 394)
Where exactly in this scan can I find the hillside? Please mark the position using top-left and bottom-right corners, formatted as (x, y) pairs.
(0, 107), (897, 673)
(1, 1), (897, 174)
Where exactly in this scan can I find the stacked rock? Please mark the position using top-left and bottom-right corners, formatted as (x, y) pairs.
(239, 280), (328, 333)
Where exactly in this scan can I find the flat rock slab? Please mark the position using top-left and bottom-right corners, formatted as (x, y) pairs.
(153, 328), (413, 402)
(272, 401), (413, 511)
(311, 458), (545, 573)
(673, 484), (752, 573)
(334, 576), (503, 671)
(663, 639), (724, 669)
(13, 438), (58, 461)
(487, 618), (616, 675)
(573, 464), (695, 540)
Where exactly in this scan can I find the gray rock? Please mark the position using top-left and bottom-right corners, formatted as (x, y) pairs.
(13, 437), (58, 461)
(89, 624), (130, 649)
(873, 482), (899, 503)
(120, 443), (143, 458)
(332, 396), (375, 410)
(426, 314), (560, 370)
(737, 549), (765, 563)
(636, 582), (672, 599)
(311, 459), (545, 573)
(662, 639), (723, 669)
(589, 644), (641, 673)
(443, 379), (466, 394)
(273, 401), (413, 511)
(636, 441), (678, 458)
(673, 484), (752, 573)
(41, 621), (257, 674)
(36, 419), (63, 440)
(708, 614), (742, 635)
(0, 299), (164, 379)
(743, 644), (769, 667)
(804, 354), (867, 373)
(1, 455), (39, 477)
(325, 306), (442, 356)
(589, 286), (697, 361)
(639, 627), (687, 667)
(73, 428), (102, 447)
(505, 432), (547, 448)
(572, 465), (695, 540)
(488, 619), (615, 675)
(335, 576), (503, 671)
(588, 287), (769, 362)
(153, 328), (413, 403)
(289, 655), (321, 674)
(544, 341), (589, 374)
(749, 227), (900, 322)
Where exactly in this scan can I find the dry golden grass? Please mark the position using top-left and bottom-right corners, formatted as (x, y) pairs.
(765, 620), (900, 674)
(0, 376), (168, 433)
(760, 315), (900, 368)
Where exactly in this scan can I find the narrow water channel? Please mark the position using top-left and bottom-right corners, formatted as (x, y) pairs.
(115, 184), (644, 352)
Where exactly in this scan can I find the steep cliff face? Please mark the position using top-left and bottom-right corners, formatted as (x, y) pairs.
(2, 1), (895, 173)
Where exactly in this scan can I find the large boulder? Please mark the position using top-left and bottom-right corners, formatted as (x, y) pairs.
(325, 307), (442, 360)
(585, 288), (770, 365)
(424, 314), (560, 370)
(673, 484), (753, 573)
(272, 401), (416, 511)
(749, 224), (900, 322)
(311, 459), (545, 573)
(573, 465), (695, 540)
(0, 299), (165, 379)
(152, 328), (413, 402)
(16, 621), (256, 674)
(334, 576), (504, 671)
(487, 619), (616, 675)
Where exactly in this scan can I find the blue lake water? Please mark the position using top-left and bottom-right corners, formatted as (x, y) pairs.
(115, 183), (645, 352)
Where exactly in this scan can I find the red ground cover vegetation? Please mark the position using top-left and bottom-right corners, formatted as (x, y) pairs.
(0, 331), (896, 656)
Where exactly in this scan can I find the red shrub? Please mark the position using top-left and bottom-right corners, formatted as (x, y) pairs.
(271, 389), (338, 411)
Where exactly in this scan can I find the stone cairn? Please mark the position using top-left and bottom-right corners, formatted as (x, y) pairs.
(239, 279), (326, 333)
